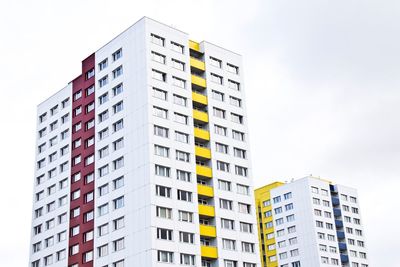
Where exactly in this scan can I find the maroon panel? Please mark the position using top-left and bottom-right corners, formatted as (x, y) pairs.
(68, 54), (95, 267)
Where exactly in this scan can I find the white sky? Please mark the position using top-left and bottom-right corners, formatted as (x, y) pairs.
(0, 0), (398, 266)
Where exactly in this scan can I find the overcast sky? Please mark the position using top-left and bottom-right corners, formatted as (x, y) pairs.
(0, 0), (398, 266)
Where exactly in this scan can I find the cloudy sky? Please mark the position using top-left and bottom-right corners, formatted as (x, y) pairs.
(0, 0), (398, 266)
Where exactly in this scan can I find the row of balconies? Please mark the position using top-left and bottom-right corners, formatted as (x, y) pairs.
(190, 40), (219, 261)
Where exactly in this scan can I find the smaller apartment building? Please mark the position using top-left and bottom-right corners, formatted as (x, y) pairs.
(255, 176), (369, 267)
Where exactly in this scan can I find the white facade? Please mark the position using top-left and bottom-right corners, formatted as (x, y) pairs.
(29, 17), (260, 267)
(263, 177), (369, 267)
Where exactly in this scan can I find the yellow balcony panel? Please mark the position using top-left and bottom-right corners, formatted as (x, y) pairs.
(198, 204), (215, 217)
(189, 40), (200, 52)
(190, 57), (205, 71)
(191, 74), (206, 88)
(196, 165), (212, 178)
(195, 146), (211, 159)
(193, 109), (209, 123)
(194, 127), (210, 141)
(200, 225), (217, 238)
(197, 184), (214, 198)
(201, 245), (218, 259)
(192, 91), (208, 105)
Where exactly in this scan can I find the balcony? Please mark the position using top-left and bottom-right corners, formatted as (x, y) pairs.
(201, 245), (218, 259)
(191, 74), (206, 88)
(197, 184), (214, 198)
(340, 254), (349, 263)
(335, 219), (343, 228)
(190, 57), (205, 71)
(339, 242), (347, 251)
(195, 146), (211, 159)
(196, 165), (212, 178)
(189, 40), (200, 52)
(333, 208), (342, 217)
(192, 91), (208, 105)
(332, 197), (340, 206)
(193, 109), (209, 123)
(200, 224), (217, 238)
(194, 127), (210, 141)
(199, 204), (215, 217)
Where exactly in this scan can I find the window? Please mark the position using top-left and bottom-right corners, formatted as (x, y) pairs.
(235, 165), (247, 176)
(60, 145), (69, 156)
(156, 206), (172, 219)
(113, 101), (123, 113)
(61, 114), (69, 124)
(98, 128), (109, 140)
(174, 113), (188, 124)
(152, 69), (166, 81)
(98, 110), (109, 123)
(172, 76), (186, 88)
(288, 226), (296, 233)
(113, 157), (124, 170)
(86, 85), (95, 96)
(176, 150), (190, 162)
(99, 75), (108, 87)
(50, 105), (58, 115)
(224, 260), (237, 267)
(221, 218), (235, 230)
(227, 63), (239, 74)
(151, 51), (166, 64)
(113, 260), (124, 267)
(285, 203), (294, 211)
(237, 184), (249, 195)
(99, 164), (109, 177)
(222, 239), (236, 250)
(234, 148), (246, 158)
(179, 231), (194, 243)
(217, 161), (229, 172)
(218, 180), (231, 191)
(232, 130), (245, 141)
(157, 228), (173, 240)
(98, 244), (108, 257)
(213, 107), (226, 119)
(240, 222), (253, 233)
(156, 185), (171, 198)
(211, 73), (223, 84)
(98, 203), (109, 216)
(175, 131), (189, 143)
(158, 250), (173, 263)
(74, 90), (82, 101)
(39, 112), (47, 123)
(210, 57), (222, 68)
(228, 80), (240, 90)
(220, 199), (233, 210)
(112, 48), (122, 61)
(231, 113), (243, 124)
(113, 176), (124, 189)
(180, 254), (195, 266)
(60, 129), (69, 140)
(215, 142), (228, 154)
(238, 203), (251, 214)
(113, 238), (124, 251)
(49, 120), (58, 131)
(153, 87), (167, 100)
(177, 170), (191, 182)
(215, 125), (227, 136)
(172, 59), (185, 70)
(151, 33), (165, 46)
(212, 90), (224, 101)
(171, 41), (184, 53)
(85, 154), (94, 166)
(38, 127), (46, 138)
(113, 119), (124, 132)
(44, 255), (53, 266)
(177, 190), (192, 202)
(113, 217), (124, 230)
(155, 165), (170, 177)
(98, 223), (108, 236)
(113, 83), (123, 96)
(153, 106), (168, 119)
(85, 172), (94, 184)
(85, 119), (95, 130)
(154, 125), (169, 138)
(242, 242), (255, 253)
(173, 94), (187, 106)
(178, 210), (193, 222)
(99, 58), (108, 70)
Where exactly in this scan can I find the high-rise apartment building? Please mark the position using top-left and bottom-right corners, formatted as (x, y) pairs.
(29, 17), (260, 267)
(255, 176), (369, 267)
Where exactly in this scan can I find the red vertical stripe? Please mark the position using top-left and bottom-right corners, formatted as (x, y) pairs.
(68, 54), (95, 267)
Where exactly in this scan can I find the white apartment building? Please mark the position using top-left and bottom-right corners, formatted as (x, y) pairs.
(29, 17), (260, 267)
(255, 176), (369, 267)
